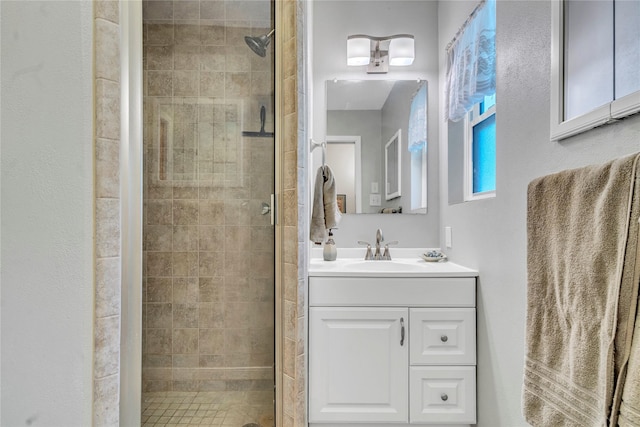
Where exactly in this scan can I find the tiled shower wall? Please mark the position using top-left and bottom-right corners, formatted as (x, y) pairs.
(141, 0), (276, 393)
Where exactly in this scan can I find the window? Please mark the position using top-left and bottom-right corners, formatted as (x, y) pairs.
(551, 0), (640, 141)
(444, 0), (496, 204)
(465, 93), (496, 200)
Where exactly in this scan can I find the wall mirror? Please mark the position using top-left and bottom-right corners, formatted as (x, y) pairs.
(326, 79), (427, 214)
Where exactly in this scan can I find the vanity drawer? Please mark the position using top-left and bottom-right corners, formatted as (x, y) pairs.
(309, 277), (476, 307)
(409, 366), (476, 424)
(409, 308), (476, 365)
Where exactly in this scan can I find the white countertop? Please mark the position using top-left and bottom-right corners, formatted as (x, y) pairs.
(309, 248), (478, 278)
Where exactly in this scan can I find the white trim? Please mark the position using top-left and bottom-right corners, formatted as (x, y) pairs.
(326, 135), (362, 214)
(550, 0), (640, 141)
(464, 102), (496, 202)
(119, 0), (143, 425)
(384, 129), (402, 201)
(612, 90), (640, 119)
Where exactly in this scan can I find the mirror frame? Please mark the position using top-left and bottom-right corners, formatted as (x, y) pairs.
(385, 129), (402, 200)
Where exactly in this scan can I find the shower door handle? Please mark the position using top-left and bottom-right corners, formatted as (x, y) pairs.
(270, 193), (275, 226)
(262, 194), (276, 225)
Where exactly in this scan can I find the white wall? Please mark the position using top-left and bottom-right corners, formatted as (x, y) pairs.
(312, 0), (440, 248)
(0, 1), (94, 425)
(438, 1), (640, 426)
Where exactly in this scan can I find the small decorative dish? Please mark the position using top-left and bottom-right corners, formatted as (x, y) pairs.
(421, 251), (448, 262)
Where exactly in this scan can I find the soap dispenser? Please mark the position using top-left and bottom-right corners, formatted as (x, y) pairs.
(323, 229), (337, 261)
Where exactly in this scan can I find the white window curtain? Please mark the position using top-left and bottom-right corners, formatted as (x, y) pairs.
(408, 82), (427, 152)
(445, 0), (496, 122)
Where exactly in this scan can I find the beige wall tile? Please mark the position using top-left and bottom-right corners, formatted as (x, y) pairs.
(147, 200), (173, 225)
(96, 18), (120, 82)
(200, 71), (225, 97)
(224, 329), (252, 354)
(225, 72), (251, 97)
(173, 354), (199, 367)
(173, 200), (199, 225)
(95, 257), (121, 318)
(173, 328), (199, 353)
(200, 46), (226, 70)
(283, 374), (295, 418)
(95, 0), (119, 24)
(199, 200), (224, 225)
(146, 45), (173, 70)
(147, 277), (172, 302)
(96, 198), (120, 258)
(199, 277), (224, 302)
(173, 277), (199, 303)
(173, 225), (199, 251)
(144, 354), (172, 367)
(144, 225), (173, 251)
(93, 374), (119, 427)
(146, 303), (172, 329)
(95, 316), (120, 379)
(146, 328), (172, 354)
(200, 0), (225, 20)
(199, 329), (224, 354)
(174, 1), (200, 20)
(147, 71), (173, 96)
(199, 302), (225, 328)
(173, 70), (199, 96)
(96, 79), (121, 140)
(143, 0), (173, 20)
(173, 304), (199, 328)
(146, 23), (175, 45)
(200, 21), (225, 45)
(147, 252), (173, 277)
(172, 251), (199, 276)
(198, 251), (224, 276)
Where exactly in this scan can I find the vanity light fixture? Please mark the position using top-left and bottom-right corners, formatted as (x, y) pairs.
(347, 34), (414, 74)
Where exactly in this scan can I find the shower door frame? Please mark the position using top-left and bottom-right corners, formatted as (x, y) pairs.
(119, 1), (284, 424)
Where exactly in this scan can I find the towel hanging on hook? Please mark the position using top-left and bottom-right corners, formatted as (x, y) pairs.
(310, 138), (327, 180)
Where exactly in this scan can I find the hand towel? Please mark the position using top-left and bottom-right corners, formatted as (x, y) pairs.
(523, 152), (640, 427)
(310, 165), (341, 244)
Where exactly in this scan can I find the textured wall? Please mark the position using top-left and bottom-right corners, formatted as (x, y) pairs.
(1, 1), (95, 425)
(437, 1), (640, 426)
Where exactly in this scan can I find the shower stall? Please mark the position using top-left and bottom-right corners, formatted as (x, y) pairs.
(140, 1), (276, 425)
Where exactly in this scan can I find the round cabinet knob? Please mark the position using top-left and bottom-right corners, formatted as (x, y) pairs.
(440, 335), (448, 343)
(441, 393), (449, 401)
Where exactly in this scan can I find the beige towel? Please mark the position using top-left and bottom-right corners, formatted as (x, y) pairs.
(310, 165), (341, 244)
(523, 152), (640, 427)
(618, 226), (640, 427)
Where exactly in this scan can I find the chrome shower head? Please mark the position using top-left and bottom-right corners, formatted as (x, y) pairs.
(244, 29), (275, 57)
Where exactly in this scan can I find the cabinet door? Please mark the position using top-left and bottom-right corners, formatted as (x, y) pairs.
(409, 366), (476, 424)
(309, 307), (409, 423)
(410, 308), (476, 365)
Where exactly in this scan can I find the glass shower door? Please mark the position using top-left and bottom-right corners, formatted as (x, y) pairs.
(141, 1), (275, 425)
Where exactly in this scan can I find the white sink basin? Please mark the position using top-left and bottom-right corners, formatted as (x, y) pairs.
(308, 249), (477, 278)
(341, 259), (432, 272)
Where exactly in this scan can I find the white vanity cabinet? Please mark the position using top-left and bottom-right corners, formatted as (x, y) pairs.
(308, 273), (477, 426)
(309, 307), (409, 423)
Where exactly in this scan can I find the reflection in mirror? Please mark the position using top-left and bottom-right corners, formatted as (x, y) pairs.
(326, 80), (428, 214)
(385, 129), (401, 200)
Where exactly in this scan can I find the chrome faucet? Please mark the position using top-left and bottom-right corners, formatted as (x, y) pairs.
(382, 241), (399, 260)
(374, 229), (384, 260)
(359, 229), (398, 260)
(357, 241), (374, 260)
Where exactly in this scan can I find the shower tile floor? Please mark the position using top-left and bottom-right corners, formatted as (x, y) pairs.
(142, 391), (274, 427)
